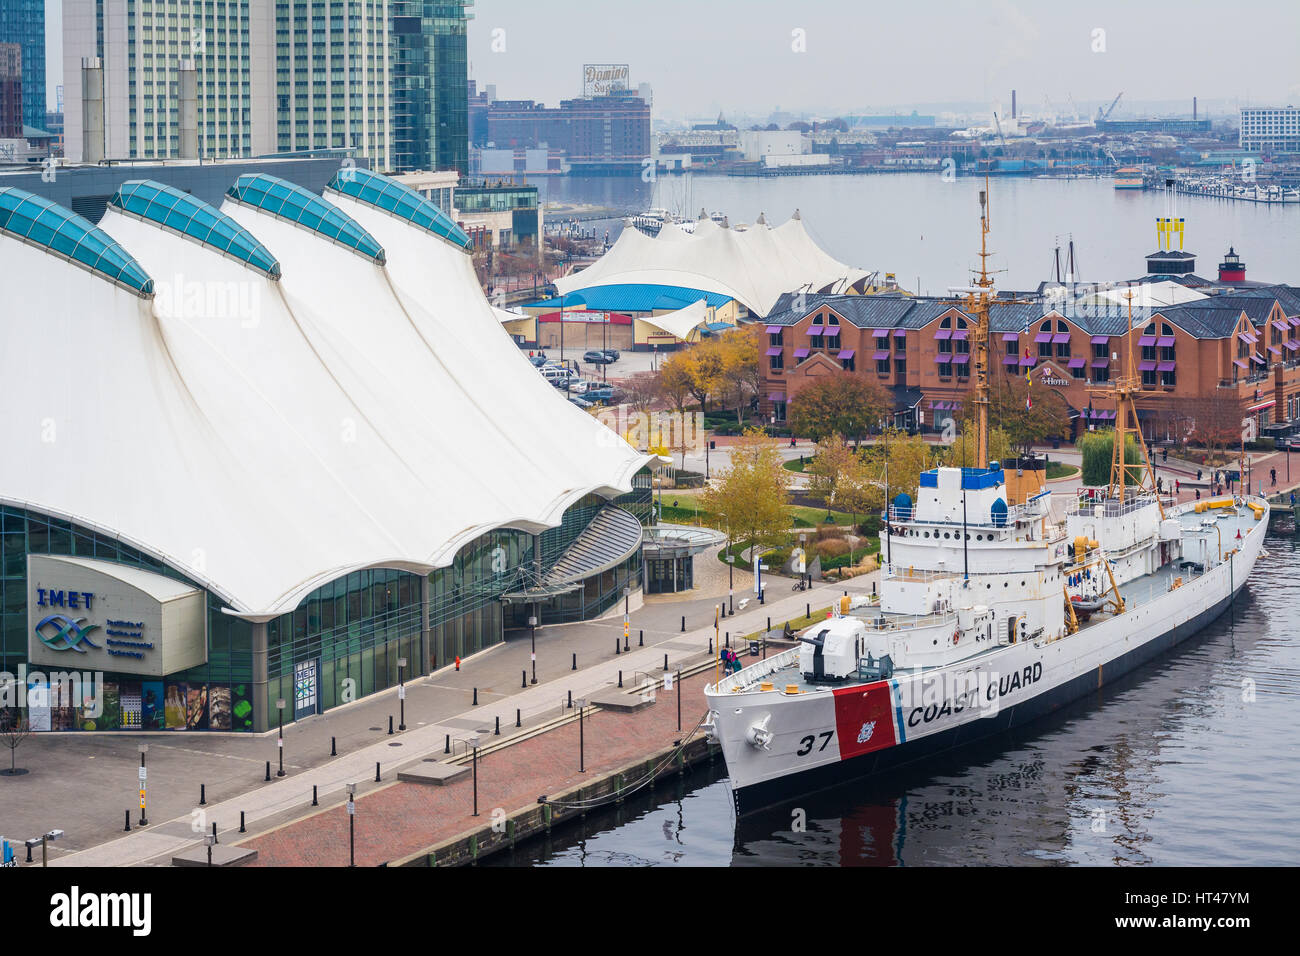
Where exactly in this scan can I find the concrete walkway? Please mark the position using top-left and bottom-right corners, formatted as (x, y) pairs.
(41, 572), (872, 867)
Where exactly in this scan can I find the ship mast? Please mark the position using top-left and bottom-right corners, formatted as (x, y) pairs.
(1093, 288), (1164, 517)
(968, 175), (995, 469)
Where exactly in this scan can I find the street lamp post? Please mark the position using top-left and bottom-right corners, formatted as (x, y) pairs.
(576, 699), (586, 773)
(470, 734), (481, 816)
(138, 743), (149, 826)
(397, 657), (407, 731)
(345, 782), (357, 867)
(276, 698), (286, 776)
(205, 832), (216, 868)
(528, 614), (538, 684)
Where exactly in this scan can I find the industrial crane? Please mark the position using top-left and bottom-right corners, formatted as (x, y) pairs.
(992, 111), (1009, 151)
(1098, 91), (1124, 122)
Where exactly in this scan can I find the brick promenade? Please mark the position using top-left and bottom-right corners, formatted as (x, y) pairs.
(243, 670), (718, 867)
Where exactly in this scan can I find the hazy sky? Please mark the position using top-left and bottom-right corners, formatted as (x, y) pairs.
(467, 0), (1300, 119)
(44, 1), (1300, 118)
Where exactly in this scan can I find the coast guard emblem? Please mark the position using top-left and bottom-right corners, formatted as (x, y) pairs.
(857, 721), (876, 744)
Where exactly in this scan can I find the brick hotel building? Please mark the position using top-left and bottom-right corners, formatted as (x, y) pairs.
(760, 247), (1300, 441)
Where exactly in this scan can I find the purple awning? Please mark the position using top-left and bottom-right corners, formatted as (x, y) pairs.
(934, 329), (953, 340)
(934, 354), (952, 363)
(1034, 332), (1052, 343)
(952, 354), (970, 364)
(839, 349), (856, 360)
(872, 328), (889, 337)
(871, 350), (890, 360)
(1019, 356), (1034, 367)
(765, 347), (782, 356)
(1287, 341), (1300, 352)
(793, 348), (810, 358)
(765, 325), (783, 334)
(823, 325), (841, 337)
(894, 328), (907, 337)
(1238, 331), (1257, 344)
(1233, 359), (1248, 369)
(1269, 345), (1282, 356)
(808, 325), (824, 336)
(1052, 332), (1071, 344)
(952, 329), (969, 340)
(1138, 360), (1156, 371)
(768, 392), (785, 402)
(1090, 358), (1109, 368)
(1068, 357), (1086, 368)
(1273, 320), (1289, 332)
(1157, 361), (1176, 371)
(933, 401), (948, 410)
(1090, 335), (1109, 345)
(1156, 336), (1175, 347)
(1002, 332), (1020, 341)
(1002, 355), (1019, 365)
(1139, 335), (1156, 347)
(1290, 316), (1300, 327)
(1251, 354), (1265, 365)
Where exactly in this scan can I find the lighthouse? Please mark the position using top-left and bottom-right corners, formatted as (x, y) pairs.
(1218, 247), (1246, 283)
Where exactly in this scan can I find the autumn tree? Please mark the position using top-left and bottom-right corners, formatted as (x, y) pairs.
(861, 428), (938, 499)
(684, 336), (726, 416)
(657, 356), (696, 467)
(806, 434), (859, 514)
(700, 427), (791, 557)
(620, 370), (662, 416)
(986, 377), (1071, 454)
(717, 325), (763, 425)
(788, 372), (890, 444)
(942, 424), (1015, 468)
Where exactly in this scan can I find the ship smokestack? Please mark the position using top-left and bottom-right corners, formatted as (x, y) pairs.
(80, 56), (104, 163)
(1011, 89), (1016, 119)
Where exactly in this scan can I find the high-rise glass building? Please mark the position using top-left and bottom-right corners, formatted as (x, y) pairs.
(0, 0), (45, 130)
(391, 1), (471, 175)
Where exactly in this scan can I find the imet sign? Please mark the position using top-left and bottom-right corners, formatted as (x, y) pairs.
(27, 554), (207, 677)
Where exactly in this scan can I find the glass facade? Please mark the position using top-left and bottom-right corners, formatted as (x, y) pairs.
(226, 173), (386, 264)
(2, 490), (644, 732)
(0, 0), (45, 131)
(326, 167), (470, 248)
(390, 2), (471, 176)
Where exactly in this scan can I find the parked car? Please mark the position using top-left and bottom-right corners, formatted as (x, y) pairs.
(585, 383), (615, 403)
(527, 353), (549, 367)
(582, 350), (615, 365)
(601, 349), (620, 362)
(567, 395), (594, 408)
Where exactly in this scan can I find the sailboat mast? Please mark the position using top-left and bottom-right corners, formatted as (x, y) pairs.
(973, 174), (994, 470)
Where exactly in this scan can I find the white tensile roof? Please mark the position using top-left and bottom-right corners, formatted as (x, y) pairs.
(0, 183), (649, 618)
(554, 211), (869, 316)
(639, 299), (711, 340)
(1080, 280), (1209, 308)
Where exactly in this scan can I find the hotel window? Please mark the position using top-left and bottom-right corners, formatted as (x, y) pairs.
(1093, 365), (1110, 383)
(1037, 319), (1053, 358)
(768, 329), (784, 347)
(895, 356), (907, 377)
(769, 351), (784, 371)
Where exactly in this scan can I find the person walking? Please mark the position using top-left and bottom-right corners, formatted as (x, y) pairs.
(1271, 467), (1277, 486)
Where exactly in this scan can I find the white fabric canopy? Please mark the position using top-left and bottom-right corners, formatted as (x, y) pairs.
(639, 299), (711, 341)
(1, 188), (649, 617)
(555, 212), (869, 315)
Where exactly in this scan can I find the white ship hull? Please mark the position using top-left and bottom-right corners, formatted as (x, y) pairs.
(706, 499), (1267, 816)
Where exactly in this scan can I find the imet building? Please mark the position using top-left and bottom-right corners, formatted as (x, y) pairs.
(0, 169), (651, 734)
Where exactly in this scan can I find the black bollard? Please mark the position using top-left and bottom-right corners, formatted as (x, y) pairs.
(200, 783), (206, 806)
(664, 653), (669, 670)
(239, 811), (246, 833)
(639, 629), (644, 647)
(760, 589), (765, 605)
(444, 734), (451, 754)
(212, 822), (218, 845)
(516, 708), (522, 728)
(331, 736), (337, 756)
(124, 810), (131, 832)
(767, 616), (771, 632)
(265, 761), (271, 781)
(375, 762), (381, 782)
(568, 689), (573, 709)
(572, 653), (577, 671)
(388, 715), (393, 735)
(522, 669), (527, 689)
(618, 670), (623, 688)
(681, 615), (685, 632)
(312, 785), (318, 806)
(473, 687), (478, 705)
(495, 716), (501, 736)
(806, 602), (810, 619)
(709, 636), (713, 653)
(616, 639), (621, 655)
(725, 631), (729, 648)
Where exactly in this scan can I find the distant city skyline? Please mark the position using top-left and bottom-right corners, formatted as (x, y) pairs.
(464, 0), (1299, 120)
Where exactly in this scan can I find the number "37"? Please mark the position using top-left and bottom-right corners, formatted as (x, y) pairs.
(796, 731), (833, 756)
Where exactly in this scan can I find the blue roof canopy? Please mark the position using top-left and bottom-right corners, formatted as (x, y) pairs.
(0, 186), (154, 297)
(524, 284), (734, 313)
(324, 168), (470, 249)
(225, 174), (386, 265)
(108, 180), (281, 279)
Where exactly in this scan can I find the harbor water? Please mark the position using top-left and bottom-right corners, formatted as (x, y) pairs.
(491, 531), (1300, 866)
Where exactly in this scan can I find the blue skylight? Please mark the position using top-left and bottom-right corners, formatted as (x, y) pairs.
(0, 186), (154, 297)
(225, 174), (386, 265)
(108, 180), (281, 279)
(324, 168), (471, 249)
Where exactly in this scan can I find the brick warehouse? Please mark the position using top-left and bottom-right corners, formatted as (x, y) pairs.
(760, 249), (1300, 441)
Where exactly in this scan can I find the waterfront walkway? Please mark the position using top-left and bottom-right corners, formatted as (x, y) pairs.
(33, 573), (870, 867)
